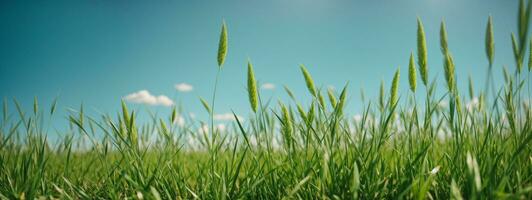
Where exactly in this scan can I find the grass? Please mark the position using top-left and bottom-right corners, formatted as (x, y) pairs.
(1, 1), (532, 199)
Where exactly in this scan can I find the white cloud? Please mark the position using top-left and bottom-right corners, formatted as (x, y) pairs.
(187, 135), (201, 150)
(174, 83), (194, 92)
(173, 115), (185, 127)
(216, 124), (226, 132)
(198, 124), (209, 134)
(466, 97), (479, 112)
(438, 100), (448, 109)
(123, 90), (174, 106)
(353, 114), (362, 123)
(261, 83), (275, 90)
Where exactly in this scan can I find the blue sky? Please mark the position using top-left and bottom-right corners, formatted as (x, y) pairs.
(0, 0), (521, 127)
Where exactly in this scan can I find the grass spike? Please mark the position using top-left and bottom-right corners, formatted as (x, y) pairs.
(247, 60), (259, 112)
(417, 17), (429, 86)
(217, 20), (228, 68)
(440, 19), (449, 55)
(486, 15), (495, 65)
(408, 52), (417, 92)
(300, 64), (317, 97)
(390, 68), (400, 107)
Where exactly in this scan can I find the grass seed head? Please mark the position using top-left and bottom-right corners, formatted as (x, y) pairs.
(121, 100), (130, 120)
(485, 15), (495, 65)
(408, 52), (417, 92)
(217, 20), (228, 68)
(296, 103), (307, 121)
(300, 64), (317, 97)
(199, 97), (211, 114)
(444, 53), (456, 93)
(318, 92), (326, 108)
(417, 17), (429, 86)
(468, 75), (474, 100)
(33, 97), (38, 115)
(284, 85), (296, 101)
(327, 88), (337, 108)
(379, 79), (385, 109)
(518, 0), (529, 41)
(511, 33), (522, 73)
(171, 106), (177, 124)
(280, 103), (293, 144)
(336, 85), (348, 115)
(390, 68), (400, 107)
(308, 102), (315, 123)
(440, 20), (449, 55)
(247, 61), (259, 112)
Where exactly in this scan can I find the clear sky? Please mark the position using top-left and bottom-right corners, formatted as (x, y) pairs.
(0, 0), (522, 127)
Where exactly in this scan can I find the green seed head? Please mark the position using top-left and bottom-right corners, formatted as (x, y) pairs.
(440, 20), (448, 55)
(408, 52), (417, 92)
(390, 68), (400, 107)
(468, 75), (474, 100)
(121, 100), (130, 124)
(280, 103), (293, 136)
(318, 92), (326, 109)
(33, 97), (38, 115)
(296, 103), (307, 121)
(308, 103), (315, 123)
(518, 0), (529, 40)
(336, 85), (348, 115)
(485, 15), (495, 66)
(199, 97), (211, 114)
(247, 61), (259, 112)
(217, 21), (228, 68)
(417, 17), (428, 86)
(444, 53), (456, 93)
(280, 103), (293, 148)
(284, 85), (296, 101)
(511, 33), (522, 73)
(171, 106), (177, 124)
(300, 64), (317, 97)
(327, 88), (337, 108)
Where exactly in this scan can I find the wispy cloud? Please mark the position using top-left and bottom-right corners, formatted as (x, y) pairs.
(175, 83), (194, 92)
(172, 114), (186, 127)
(214, 113), (244, 121)
(123, 90), (174, 106)
(353, 114), (362, 123)
(261, 83), (275, 90)
(466, 97), (480, 112)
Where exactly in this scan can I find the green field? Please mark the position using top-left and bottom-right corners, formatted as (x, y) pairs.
(1, 1), (532, 199)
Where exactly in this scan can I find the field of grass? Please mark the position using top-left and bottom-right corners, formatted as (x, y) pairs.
(1, 1), (532, 199)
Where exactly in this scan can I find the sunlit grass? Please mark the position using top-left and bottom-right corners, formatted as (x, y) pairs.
(1, 1), (532, 199)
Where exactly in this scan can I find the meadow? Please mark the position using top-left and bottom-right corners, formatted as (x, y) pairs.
(1, 1), (532, 199)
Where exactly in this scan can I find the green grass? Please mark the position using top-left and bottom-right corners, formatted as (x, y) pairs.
(1, 1), (532, 199)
